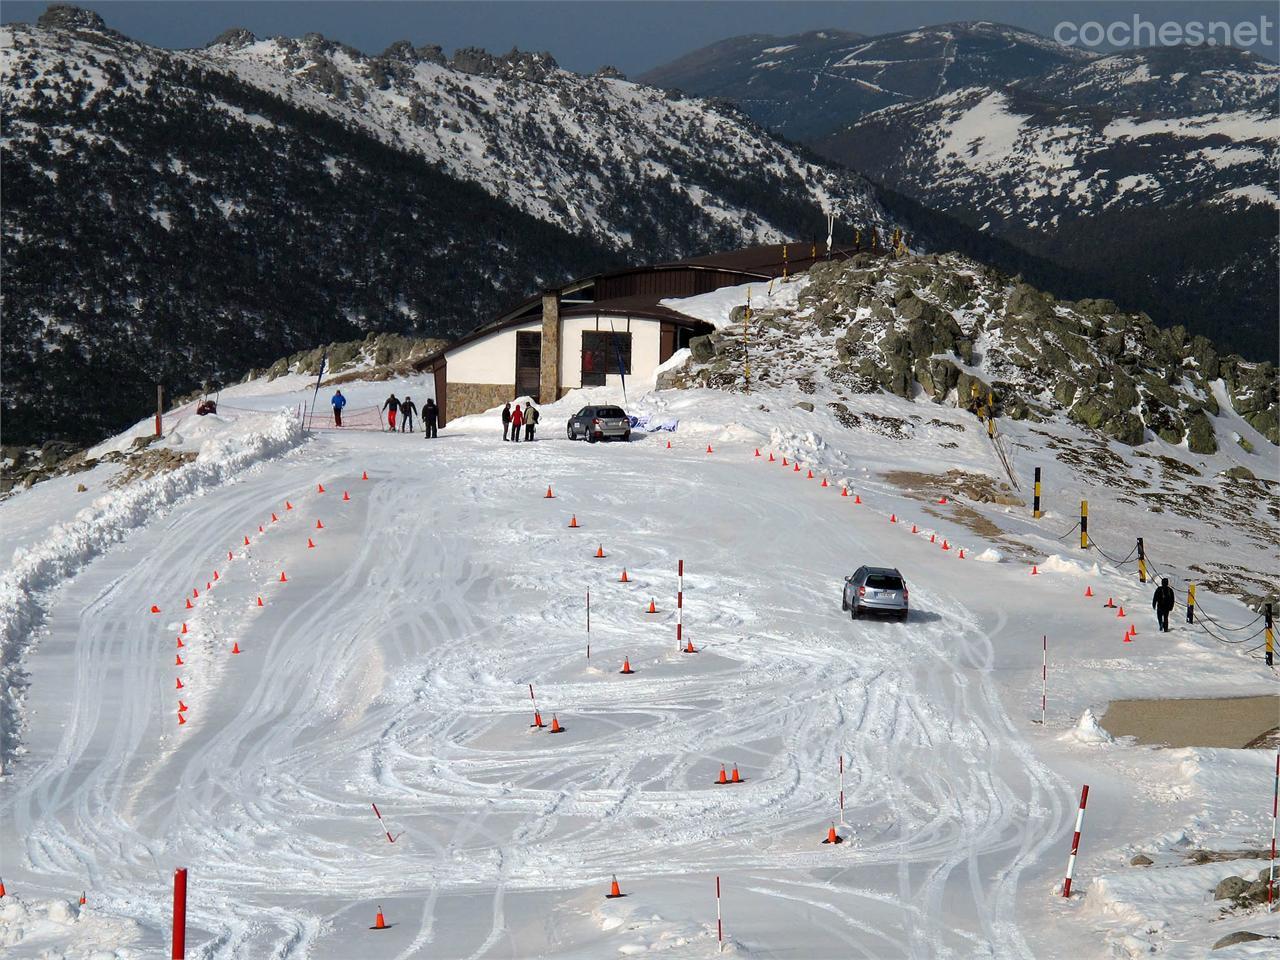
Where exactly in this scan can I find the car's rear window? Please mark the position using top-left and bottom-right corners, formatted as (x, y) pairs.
(598, 407), (626, 418)
(866, 575), (903, 590)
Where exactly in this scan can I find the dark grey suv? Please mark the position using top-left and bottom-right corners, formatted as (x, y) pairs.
(841, 566), (909, 620)
(567, 405), (631, 442)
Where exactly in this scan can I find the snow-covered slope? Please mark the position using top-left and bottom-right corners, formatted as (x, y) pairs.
(0, 336), (1275, 957)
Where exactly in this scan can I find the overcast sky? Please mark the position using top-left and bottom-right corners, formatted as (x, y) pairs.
(4, 1), (1277, 72)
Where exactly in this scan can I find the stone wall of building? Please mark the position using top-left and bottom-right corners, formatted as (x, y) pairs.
(539, 292), (561, 405)
(446, 382), (513, 424)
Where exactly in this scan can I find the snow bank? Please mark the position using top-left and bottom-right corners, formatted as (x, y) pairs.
(972, 548), (1004, 563)
(1040, 554), (1101, 577)
(1062, 708), (1115, 745)
(0, 412), (303, 771)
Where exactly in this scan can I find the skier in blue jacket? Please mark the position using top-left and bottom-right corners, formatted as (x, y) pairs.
(331, 390), (347, 427)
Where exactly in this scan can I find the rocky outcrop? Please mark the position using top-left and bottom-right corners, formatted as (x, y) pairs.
(675, 251), (1277, 456)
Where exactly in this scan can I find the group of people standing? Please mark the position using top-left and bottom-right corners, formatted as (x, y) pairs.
(381, 393), (439, 436)
(502, 401), (539, 441)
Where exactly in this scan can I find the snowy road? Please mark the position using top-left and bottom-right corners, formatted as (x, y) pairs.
(0, 419), (1243, 958)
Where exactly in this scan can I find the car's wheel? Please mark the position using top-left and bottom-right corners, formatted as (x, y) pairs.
(567, 424), (575, 440)
(840, 594), (848, 612)
(588, 432), (598, 444)
(623, 430), (631, 442)
(899, 610), (909, 622)
(851, 605), (860, 620)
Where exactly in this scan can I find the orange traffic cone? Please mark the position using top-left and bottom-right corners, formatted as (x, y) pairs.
(1117, 606), (1126, 617)
(666, 440), (671, 449)
(228, 551), (234, 561)
(569, 515), (580, 528)
(1129, 622), (1137, 636)
(371, 906), (387, 930)
(1105, 597), (1117, 608)
(362, 470), (369, 480)
(181, 623), (188, 634)
(256, 596), (264, 607)
(544, 485), (555, 499)
(768, 453), (776, 462)
(938, 496), (948, 504)
(821, 478), (829, 487)
(315, 519), (324, 529)
(706, 444), (713, 454)
(178, 700), (188, 712)
(1123, 629), (1132, 644)
(178, 713), (186, 726)
(79, 891), (86, 906)
(730, 765), (741, 783)
(213, 571), (219, 581)
(793, 463), (800, 473)
(232, 642), (241, 654)
(606, 875), (625, 899)
(176, 637), (184, 648)
(244, 536), (251, 545)
(646, 599), (657, 614)
(929, 533), (936, 543)
(342, 491), (350, 501)
(0, 878), (6, 897)
(258, 525), (264, 533)
(308, 538), (316, 549)
(958, 549), (966, 559)
(854, 494), (862, 504)
(619, 569), (630, 583)
(620, 657), (634, 675)
(531, 710), (545, 728)
(594, 545), (606, 558)
(279, 571), (288, 582)
(841, 487), (849, 497)
(754, 448), (761, 458)
(271, 513), (278, 523)
(192, 587), (199, 598)
(942, 541), (950, 551)
(822, 824), (843, 845)
(806, 469), (814, 479)
(185, 599), (193, 610)
(286, 501), (293, 511)
(317, 483), (325, 493)
(716, 765), (728, 784)
(889, 514), (897, 523)
(1031, 565), (1039, 575)
(683, 639), (697, 654)
(782, 457), (788, 466)
(911, 524), (918, 534)
(176, 677), (184, 690)
(1084, 586), (1093, 597)
(548, 714), (564, 734)
(175, 654), (183, 666)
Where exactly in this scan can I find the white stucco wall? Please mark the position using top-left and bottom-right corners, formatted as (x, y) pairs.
(559, 315), (664, 389)
(446, 321), (541, 384)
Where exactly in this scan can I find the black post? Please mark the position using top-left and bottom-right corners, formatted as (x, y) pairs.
(1266, 603), (1274, 667)
(1032, 467), (1041, 519)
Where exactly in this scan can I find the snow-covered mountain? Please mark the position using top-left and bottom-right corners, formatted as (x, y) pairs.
(0, 5), (891, 447)
(816, 46), (1280, 361)
(639, 22), (1092, 141)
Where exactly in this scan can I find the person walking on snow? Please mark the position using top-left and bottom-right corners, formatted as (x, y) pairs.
(1152, 578), (1175, 632)
(400, 395), (417, 433)
(382, 393), (399, 432)
(510, 401), (524, 442)
(523, 402), (538, 441)
(331, 390), (346, 427)
(501, 402), (512, 441)
(423, 398), (439, 438)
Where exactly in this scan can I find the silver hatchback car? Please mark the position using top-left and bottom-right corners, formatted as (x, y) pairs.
(567, 405), (631, 442)
(841, 566), (909, 621)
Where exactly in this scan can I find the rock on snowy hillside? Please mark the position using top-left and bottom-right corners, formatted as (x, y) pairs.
(816, 47), (1280, 361)
(638, 22), (1089, 141)
(0, 5), (891, 447)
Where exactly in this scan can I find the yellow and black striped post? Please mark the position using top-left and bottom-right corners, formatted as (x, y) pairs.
(1137, 538), (1146, 583)
(1033, 467), (1042, 519)
(782, 243), (789, 279)
(1185, 582), (1196, 623)
(1266, 604), (1274, 667)
(1080, 500), (1089, 549)
(987, 417), (995, 438)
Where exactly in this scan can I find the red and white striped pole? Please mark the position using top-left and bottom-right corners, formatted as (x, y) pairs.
(1041, 635), (1047, 726)
(1062, 784), (1090, 897)
(677, 560), (684, 652)
(371, 802), (397, 843)
(1269, 751), (1277, 911)
(838, 754), (846, 826)
(715, 874), (723, 952)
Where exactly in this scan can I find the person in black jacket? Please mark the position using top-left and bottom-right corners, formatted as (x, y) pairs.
(399, 396), (417, 433)
(382, 393), (399, 432)
(1152, 578), (1175, 632)
(501, 402), (512, 441)
(523, 402), (538, 441)
(423, 398), (439, 438)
